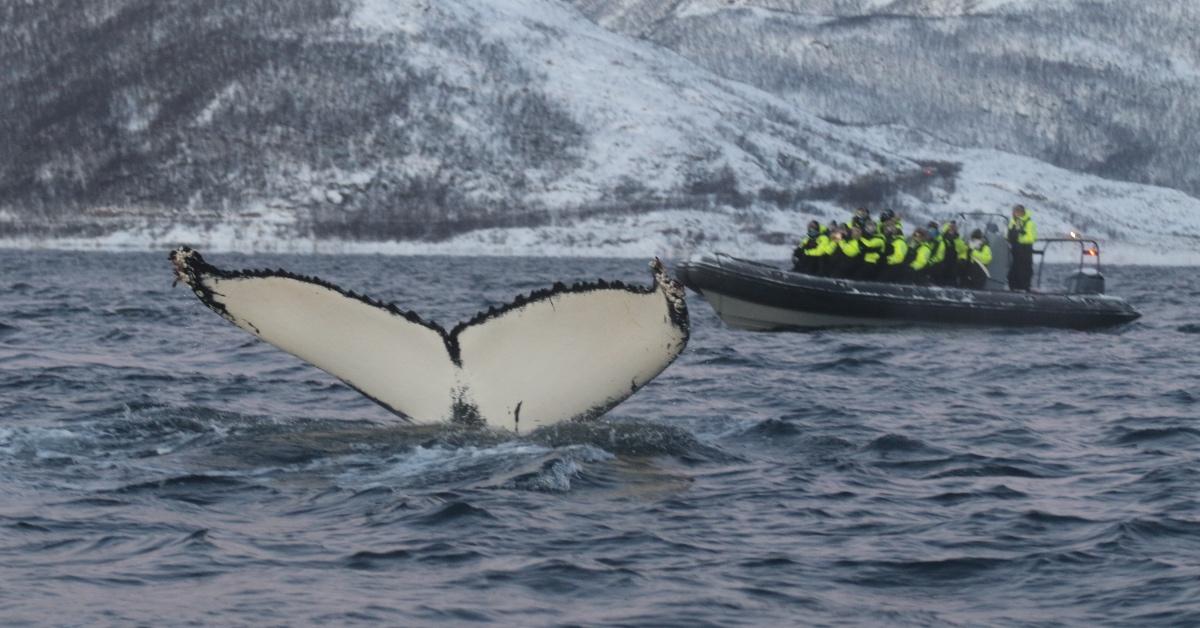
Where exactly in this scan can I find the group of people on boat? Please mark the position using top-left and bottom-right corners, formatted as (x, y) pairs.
(791, 205), (1037, 290)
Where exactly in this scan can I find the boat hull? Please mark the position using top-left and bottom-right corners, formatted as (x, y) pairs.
(676, 254), (1141, 331)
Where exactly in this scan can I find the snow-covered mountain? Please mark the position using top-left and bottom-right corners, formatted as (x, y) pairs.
(0, 0), (919, 242)
(565, 0), (1200, 197)
(1, 0), (1198, 263)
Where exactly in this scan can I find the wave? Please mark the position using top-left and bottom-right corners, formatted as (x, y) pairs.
(1105, 517), (1200, 546)
(102, 307), (167, 320)
(6, 520), (53, 533)
(344, 548), (414, 570)
(690, 345), (757, 367)
(1164, 389), (1198, 405)
(861, 433), (941, 454)
(114, 474), (251, 492)
(529, 420), (722, 459)
(1108, 426), (1200, 447)
(416, 500), (496, 525)
(468, 558), (641, 595)
(808, 356), (888, 372)
(923, 484), (1027, 505)
(924, 464), (1049, 479)
(110, 474), (271, 505)
(836, 556), (1011, 585)
(494, 457), (582, 492)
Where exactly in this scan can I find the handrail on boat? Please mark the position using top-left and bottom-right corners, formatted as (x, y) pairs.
(942, 212), (1009, 233)
(1033, 236), (1102, 290)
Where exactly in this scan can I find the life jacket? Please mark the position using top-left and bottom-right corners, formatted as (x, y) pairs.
(938, 234), (963, 269)
(886, 236), (908, 266)
(903, 239), (921, 266)
(970, 241), (993, 265)
(827, 238), (847, 262)
(930, 237), (947, 264)
(909, 241), (933, 271)
(953, 237), (969, 261)
(1007, 212), (1037, 245)
(800, 233), (831, 257)
(860, 234), (886, 264)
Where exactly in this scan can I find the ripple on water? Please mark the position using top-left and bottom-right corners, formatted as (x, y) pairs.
(837, 556), (1013, 587)
(861, 433), (942, 455)
(1107, 426), (1200, 447)
(925, 464), (1049, 480)
(809, 356), (888, 372)
(924, 484), (1027, 505)
(344, 548), (414, 570)
(414, 500), (495, 526)
(110, 475), (274, 506)
(474, 558), (641, 595)
(495, 457), (581, 492)
(1164, 388), (1197, 405)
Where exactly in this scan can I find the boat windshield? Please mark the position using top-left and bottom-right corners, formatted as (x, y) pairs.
(939, 212), (1010, 291)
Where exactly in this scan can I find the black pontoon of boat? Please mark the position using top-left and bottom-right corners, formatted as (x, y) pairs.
(676, 217), (1141, 330)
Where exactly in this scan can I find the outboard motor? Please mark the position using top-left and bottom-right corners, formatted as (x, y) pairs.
(1065, 267), (1105, 294)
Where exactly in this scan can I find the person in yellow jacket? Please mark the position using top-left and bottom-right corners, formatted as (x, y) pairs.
(856, 221), (887, 280)
(927, 220), (947, 266)
(962, 228), (993, 289)
(882, 223), (908, 282)
(831, 225), (863, 278)
(935, 221), (966, 286)
(907, 228), (934, 284)
(850, 207), (872, 232)
(951, 224), (969, 262)
(879, 209), (902, 234)
(792, 220), (831, 275)
(1007, 205), (1037, 290)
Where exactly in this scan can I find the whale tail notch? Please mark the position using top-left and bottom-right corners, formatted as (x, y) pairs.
(169, 248), (688, 431)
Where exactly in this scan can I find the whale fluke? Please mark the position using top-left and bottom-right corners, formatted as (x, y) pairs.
(169, 248), (689, 432)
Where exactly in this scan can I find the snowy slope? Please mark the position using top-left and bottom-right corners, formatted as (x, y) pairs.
(566, 0), (1200, 197)
(352, 0), (917, 206)
(10, 136), (1198, 266)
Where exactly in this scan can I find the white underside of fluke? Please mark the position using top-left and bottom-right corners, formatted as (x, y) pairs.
(170, 249), (688, 432)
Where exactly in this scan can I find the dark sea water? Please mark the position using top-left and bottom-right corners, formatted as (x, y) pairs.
(2, 250), (1198, 626)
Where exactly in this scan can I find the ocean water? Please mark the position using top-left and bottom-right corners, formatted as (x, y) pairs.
(1, 250), (1198, 626)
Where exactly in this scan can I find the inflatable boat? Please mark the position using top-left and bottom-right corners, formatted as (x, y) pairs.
(676, 229), (1141, 330)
